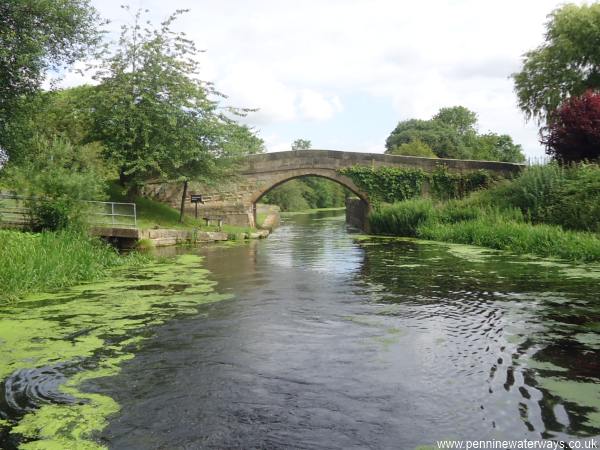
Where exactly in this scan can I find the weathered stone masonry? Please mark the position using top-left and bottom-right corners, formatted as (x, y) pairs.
(143, 150), (523, 229)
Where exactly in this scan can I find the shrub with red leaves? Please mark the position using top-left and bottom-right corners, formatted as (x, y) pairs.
(543, 91), (600, 163)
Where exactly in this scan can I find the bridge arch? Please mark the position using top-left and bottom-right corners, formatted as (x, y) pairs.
(250, 168), (369, 205)
(250, 168), (371, 228)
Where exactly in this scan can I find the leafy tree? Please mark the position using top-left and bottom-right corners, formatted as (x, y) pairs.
(385, 118), (466, 159)
(291, 139), (311, 150)
(89, 8), (261, 220)
(385, 106), (525, 162)
(513, 3), (600, 122)
(261, 180), (311, 211)
(388, 138), (437, 158)
(34, 85), (97, 145)
(541, 90), (600, 162)
(2, 135), (107, 230)
(474, 133), (525, 163)
(433, 106), (478, 135)
(221, 123), (265, 156)
(301, 177), (348, 208)
(0, 0), (102, 159)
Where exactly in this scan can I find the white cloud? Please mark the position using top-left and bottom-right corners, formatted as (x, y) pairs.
(77, 0), (586, 156)
(218, 63), (297, 123)
(262, 133), (293, 153)
(298, 90), (343, 121)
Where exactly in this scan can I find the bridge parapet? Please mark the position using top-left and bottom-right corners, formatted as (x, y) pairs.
(239, 149), (523, 176)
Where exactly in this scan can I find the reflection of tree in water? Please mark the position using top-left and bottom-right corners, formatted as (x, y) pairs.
(356, 238), (600, 437)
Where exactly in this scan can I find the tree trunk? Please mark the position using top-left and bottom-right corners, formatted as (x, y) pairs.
(179, 180), (188, 223)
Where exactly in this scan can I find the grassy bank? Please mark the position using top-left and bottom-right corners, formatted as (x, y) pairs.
(107, 184), (255, 235)
(0, 229), (147, 302)
(369, 164), (600, 262)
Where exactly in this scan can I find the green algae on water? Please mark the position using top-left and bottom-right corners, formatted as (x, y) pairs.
(538, 377), (600, 429)
(0, 254), (230, 449)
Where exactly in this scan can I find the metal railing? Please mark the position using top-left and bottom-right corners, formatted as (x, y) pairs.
(86, 201), (137, 228)
(0, 194), (137, 229)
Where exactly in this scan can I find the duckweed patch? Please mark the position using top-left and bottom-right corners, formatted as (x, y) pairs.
(0, 254), (229, 449)
(538, 378), (600, 429)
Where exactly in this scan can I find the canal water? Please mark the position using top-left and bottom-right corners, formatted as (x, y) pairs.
(1, 210), (600, 449)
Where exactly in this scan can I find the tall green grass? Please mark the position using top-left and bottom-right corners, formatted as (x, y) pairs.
(0, 229), (147, 302)
(368, 163), (600, 261)
(418, 216), (600, 262)
(369, 199), (435, 237)
(473, 163), (600, 233)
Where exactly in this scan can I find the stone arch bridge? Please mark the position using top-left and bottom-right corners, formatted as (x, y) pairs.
(144, 150), (522, 229)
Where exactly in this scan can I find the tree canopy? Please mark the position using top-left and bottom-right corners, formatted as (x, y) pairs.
(513, 3), (600, 123)
(386, 118), (465, 159)
(291, 139), (312, 150)
(542, 90), (600, 162)
(0, 6), (264, 224)
(90, 8), (262, 199)
(389, 139), (437, 158)
(385, 106), (525, 162)
(0, 0), (101, 144)
(433, 106), (477, 135)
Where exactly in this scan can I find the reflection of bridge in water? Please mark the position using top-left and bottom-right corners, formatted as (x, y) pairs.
(145, 150), (523, 229)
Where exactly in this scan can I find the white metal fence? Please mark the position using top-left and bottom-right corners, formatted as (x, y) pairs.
(0, 194), (137, 229)
(86, 201), (137, 228)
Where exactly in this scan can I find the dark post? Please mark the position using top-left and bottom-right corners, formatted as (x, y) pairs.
(179, 180), (188, 223)
(190, 194), (204, 222)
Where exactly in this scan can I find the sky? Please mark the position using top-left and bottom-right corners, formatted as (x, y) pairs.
(61, 0), (587, 157)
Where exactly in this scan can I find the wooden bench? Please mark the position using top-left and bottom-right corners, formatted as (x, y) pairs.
(202, 216), (224, 228)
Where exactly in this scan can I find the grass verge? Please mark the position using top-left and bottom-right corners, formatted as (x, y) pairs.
(107, 183), (254, 234)
(0, 229), (148, 302)
(369, 198), (600, 262)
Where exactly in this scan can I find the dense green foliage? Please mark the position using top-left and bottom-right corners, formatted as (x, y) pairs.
(339, 165), (494, 203)
(339, 166), (428, 203)
(0, 229), (146, 302)
(385, 106), (525, 162)
(513, 3), (600, 122)
(418, 215), (600, 262)
(0, 8), (263, 226)
(90, 8), (262, 199)
(371, 199), (600, 262)
(0, 0), (101, 160)
(2, 136), (108, 230)
(260, 176), (348, 212)
(386, 117), (463, 158)
(369, 164), (600, 262)
(473, 163), (600, 233)
(430, 167), (494, 200)
(369, 198), (435, 237)
(390, 139), (438, 158)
